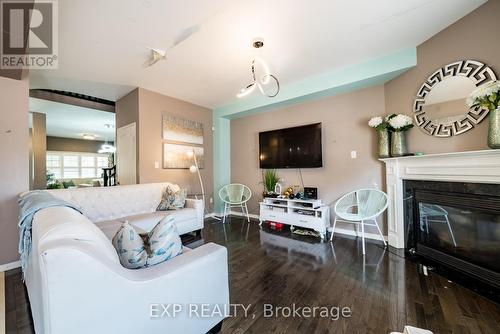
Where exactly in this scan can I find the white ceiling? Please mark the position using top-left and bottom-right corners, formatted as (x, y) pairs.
(29, 0), (486, 108)
(29, 98), (115, 140)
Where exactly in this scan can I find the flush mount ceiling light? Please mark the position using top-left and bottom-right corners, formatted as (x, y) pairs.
(237, 38), (280, 98)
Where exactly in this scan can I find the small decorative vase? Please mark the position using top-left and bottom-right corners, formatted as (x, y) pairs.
(488, 107), (500, 149)
(391, 131), (408, 157)
(377, 128), (390, 158)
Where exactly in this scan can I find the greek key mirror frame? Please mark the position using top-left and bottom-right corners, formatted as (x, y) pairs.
(414, 60), (497, 137)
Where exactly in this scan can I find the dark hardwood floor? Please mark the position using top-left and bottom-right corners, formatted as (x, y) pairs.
(5, 215), (500, 333)
(5, 268), (33, 334)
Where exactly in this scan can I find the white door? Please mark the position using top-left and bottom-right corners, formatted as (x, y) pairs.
(116, 123), (137, 185)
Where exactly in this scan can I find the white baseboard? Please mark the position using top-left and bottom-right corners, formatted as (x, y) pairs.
(228, 210), (260, 220)
(207, 211), (260, 220)
(0, 260), (20, 272)
(329, 227), (387, 242)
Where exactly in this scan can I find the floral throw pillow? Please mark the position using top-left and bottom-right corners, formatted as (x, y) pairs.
(157, 185), (187, 211)
(112, 217), (183, 269)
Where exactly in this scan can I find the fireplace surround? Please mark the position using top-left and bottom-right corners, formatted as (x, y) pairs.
(381, 150), (500, 297)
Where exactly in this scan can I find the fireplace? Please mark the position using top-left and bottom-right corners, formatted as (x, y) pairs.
(403, 180), (500, 291)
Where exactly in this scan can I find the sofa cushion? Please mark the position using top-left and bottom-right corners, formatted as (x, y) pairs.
(96, 219), (148, 240)
(96, 209), (198, 239)
(112, 222), (148, 269)
(111, 217), (183, 269)
(157, 185), (187, 211)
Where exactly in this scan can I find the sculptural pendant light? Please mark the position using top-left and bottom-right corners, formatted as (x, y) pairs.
(237, 39), (280, 98)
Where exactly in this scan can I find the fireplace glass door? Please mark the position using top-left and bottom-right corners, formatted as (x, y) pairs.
(404, 180), (500, 289)
(417, 200), (500, 273)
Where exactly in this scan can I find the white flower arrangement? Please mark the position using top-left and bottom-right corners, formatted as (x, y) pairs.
(467, 80), (500, 111)
(388, 114), (414, 132)
(368, 116), (383, 128)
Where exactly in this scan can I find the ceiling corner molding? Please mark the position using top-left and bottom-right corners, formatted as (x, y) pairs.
(214, 47), (417, 119)
(29, 89), (116, 113)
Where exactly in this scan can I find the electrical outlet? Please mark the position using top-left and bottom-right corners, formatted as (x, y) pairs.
(209, 197), (213, 203)
(351, 150), (357, 159)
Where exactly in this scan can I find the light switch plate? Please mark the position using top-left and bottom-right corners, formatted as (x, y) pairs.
(154, 161), (160, 169)
(351, 150), (357, 159)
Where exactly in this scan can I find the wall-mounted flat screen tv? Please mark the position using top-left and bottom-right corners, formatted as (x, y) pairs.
(259, 123), (323, 169)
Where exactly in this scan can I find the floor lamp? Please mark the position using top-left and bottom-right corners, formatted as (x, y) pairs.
(187, 149), (221, 221)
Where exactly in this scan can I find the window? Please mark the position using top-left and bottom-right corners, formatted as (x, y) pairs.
(46, 151), (110, 180)
(46, 154), (61, 179)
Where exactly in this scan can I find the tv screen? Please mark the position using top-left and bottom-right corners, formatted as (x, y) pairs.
(259, 123), (323, 169)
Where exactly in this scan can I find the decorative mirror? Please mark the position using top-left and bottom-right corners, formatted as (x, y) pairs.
(414, 60), (497, 137)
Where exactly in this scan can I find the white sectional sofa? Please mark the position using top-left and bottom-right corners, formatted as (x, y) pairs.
(47, 182), (205, 236)
(24, 183), (229, 334)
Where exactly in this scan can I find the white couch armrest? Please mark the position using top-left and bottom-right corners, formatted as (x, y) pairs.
(185, 198), (204, 229)
(39, 241), (229, 334)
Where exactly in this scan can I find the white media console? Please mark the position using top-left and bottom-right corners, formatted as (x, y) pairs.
(259, 197), (330, 239)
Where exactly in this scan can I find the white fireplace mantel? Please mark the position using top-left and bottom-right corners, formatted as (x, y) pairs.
(380, 149), (500, 248)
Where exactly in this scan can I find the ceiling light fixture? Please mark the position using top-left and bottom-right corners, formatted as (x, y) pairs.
(237, 38), (280, 98)
(98, 144), (116, 154)
(82, 133), (96, 140)
(146, 48), (167, 67)
(98, 124), (116, 154)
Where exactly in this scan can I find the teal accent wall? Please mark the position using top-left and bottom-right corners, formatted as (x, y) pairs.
(212, 48), (417, 213)
(213, 116), (230, 213)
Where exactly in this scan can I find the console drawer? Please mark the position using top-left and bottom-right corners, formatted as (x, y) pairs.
(260, 209), (287, 222)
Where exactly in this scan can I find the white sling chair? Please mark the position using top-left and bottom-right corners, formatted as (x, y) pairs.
(330, 189), (388, 254)
(219, 184), (252, 224)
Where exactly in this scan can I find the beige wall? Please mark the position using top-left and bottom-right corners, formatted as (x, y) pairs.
(116, 88), (214, 211)
(0, 75), (29, 265)
(47, 136), (108, 153)
(385, 0), (500, 153)
(231, 86), (386, 233)
(138, 88), (214, 211)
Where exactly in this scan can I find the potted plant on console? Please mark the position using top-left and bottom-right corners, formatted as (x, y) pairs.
(468, 80), (500, 149)
(262, 169), (280, 198)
